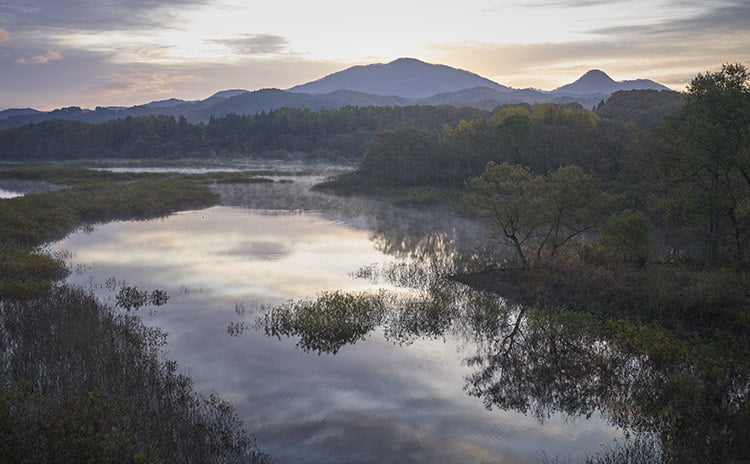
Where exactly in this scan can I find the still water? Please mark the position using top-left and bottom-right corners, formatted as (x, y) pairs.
(0, 179), (60, 198)
(50, 180), (621, 463)
(0, 188), (21, 199)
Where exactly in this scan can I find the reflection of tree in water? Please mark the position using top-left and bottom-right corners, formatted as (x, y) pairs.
(214, 179), (501, 269)
(219, 179), (750, 461)
(366, 207), (503, 268)
(252, 262), (750, 463)
(257, 291), (388, 355)
(465, 306), (750, 462)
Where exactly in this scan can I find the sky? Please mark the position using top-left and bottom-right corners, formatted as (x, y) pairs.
(1, 0), (748, 110)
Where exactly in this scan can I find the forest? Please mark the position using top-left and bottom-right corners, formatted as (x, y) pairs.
(340, 65), (749, 266)
(0, 105), (485, 161)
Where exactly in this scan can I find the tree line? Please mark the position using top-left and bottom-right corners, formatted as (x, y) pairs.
(358, 103), (631, 188)
(2, 73), (743, 264)
(353, 65), (750, 265)
(0, 105), (485, 161)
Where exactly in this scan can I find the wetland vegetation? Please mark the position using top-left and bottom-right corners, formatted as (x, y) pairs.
(1, 64), (749, 462)
(0, 165), (275, 463)
(287, 64), (750, 461)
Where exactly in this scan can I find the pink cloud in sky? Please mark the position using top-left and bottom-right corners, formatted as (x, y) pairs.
(16, 49), (63, 64)
(87, 71), (196, 100)
(0, 29), (10, 42)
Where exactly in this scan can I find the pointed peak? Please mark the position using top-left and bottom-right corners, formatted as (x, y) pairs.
(577, 69), (616, 83)
(388, 57), (427, 65)
(582, 69), (611, 77)
(555, 69), (622, 94)
(554, 69), (671, 94)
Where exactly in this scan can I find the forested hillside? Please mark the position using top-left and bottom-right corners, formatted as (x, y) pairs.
(6, 68), (745, 265)
(0, 105), (486, 161)
(342, 65), (749, 265)
(594, 89), (685, 126)
(0, 89), (685, 164)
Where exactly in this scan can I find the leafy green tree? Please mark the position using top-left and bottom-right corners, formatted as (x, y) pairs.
(600, 209), (652, 265)
(535, 165), (609, 262)
(359, 127), (439, 186)
(522, 103), (601, 174)
(595, 89), (685, 127)
(468, 162), (608, 268)
(467, 162), (545, 268)
(655, 63), (750, 261)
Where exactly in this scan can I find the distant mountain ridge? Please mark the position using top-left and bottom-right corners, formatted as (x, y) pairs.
(554, 69), (670, 94)
(288, 57), (512, 98)
(0, 58), (675, 129)
(0, 108), (41, 120)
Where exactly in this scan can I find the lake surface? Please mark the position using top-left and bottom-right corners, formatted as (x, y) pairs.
(92, 160), (352, 176)
(50, 179), (622, 463)
(0, 179), (60, 198)
(0, 188), (21, 199)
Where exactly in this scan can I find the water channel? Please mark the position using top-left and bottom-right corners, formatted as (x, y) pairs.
(49, 174), (623, 463)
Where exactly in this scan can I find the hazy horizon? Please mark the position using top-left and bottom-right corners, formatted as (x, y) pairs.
(1, 0), (748, 110)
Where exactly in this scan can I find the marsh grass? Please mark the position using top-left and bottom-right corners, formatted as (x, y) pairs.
(453, 255), (750, 337)
(0, 163), (269, 462)
(0, 286), (270, 463)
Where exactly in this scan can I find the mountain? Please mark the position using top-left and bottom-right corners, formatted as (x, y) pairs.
(0, 108), (41, 119)
(288, 57), (512, 98)
(418, 86), (547, 110)
(554, 69), (670, 95)
(187, 88), (409, 121)
(143, 98), (191, 108)
(202, 89), (250, 104)
(0, 60), (675, 128)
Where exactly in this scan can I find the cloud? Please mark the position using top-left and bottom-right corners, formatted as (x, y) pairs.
(87, 70), (196, 100)
(0, 29), (10, 42)
(0, 0), (209, 31)
(590, 0), (750, 38)
(211, 34), (290, 56)
(429, 0), (750, 91)
(16, 49), (63, 64)
(429, 38), (735, 92)
(520, 0), (627, 7)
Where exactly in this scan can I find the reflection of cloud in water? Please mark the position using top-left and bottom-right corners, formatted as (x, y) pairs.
(217, 330), (618, 463)
(0, 188), (23, 199)
(216, 241), (290, 260)
(58, 206), (395, 299)
(51, 195), (621, 463)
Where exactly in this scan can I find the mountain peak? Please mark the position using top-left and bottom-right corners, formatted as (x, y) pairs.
(556, 69), (617, 93)
(288, 57), (511, 98)
(556, 69), (669, 94)
(579, 69), (616, 83)
(143, 98), (188, 108)
(389, 57), (424, 65)
(208, 89), (250, 100)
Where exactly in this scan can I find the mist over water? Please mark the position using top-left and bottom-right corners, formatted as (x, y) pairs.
(50, 175), (622, 463)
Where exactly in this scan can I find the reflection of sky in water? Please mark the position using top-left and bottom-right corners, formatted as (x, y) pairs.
(93, 167), (245, 174)
(0, 188), (22, 199)
(60, 207), (392, 299)
(91, 161), (352, 176)
(52, 205), (621, 463)
(0, 180), (61, 198)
